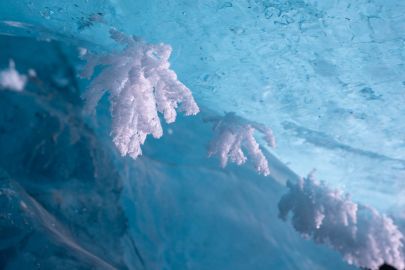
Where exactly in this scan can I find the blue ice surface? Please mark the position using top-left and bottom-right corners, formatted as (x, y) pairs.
(0, 0), (404, 269)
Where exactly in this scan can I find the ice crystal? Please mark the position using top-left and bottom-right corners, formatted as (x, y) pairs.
(80, 29), (199, 158)
(279, 174), (404, 270)
(206, 112), (275, 175)
(0, 60), (27, 92)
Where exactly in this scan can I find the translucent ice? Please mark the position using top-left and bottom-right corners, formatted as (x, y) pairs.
(0, 1), (404, 270)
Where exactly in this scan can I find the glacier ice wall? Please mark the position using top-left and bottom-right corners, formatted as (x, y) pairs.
(110, 0), (405, 212)
(0, 0), (404, 270)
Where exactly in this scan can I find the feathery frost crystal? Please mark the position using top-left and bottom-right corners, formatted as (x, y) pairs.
(206, 112), (276, 176)
(0, 60), (27, 92)
(278, 174), (405, 270)
(80, 29), (199, 158)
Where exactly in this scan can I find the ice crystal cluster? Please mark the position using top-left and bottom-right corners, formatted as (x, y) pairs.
(278, 174), (405, 270)
(0, 60), (27, 92)
(206, 112), (276, 176)
(80, 29), (199, 158)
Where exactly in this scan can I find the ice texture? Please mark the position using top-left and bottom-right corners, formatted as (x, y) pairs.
(0, 0), (404, 270)
(107, 0), (405, 211)
(0, 37), (132, 269)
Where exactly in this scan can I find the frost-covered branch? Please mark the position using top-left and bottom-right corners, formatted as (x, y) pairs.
(0, 60), (28, 92)
(80, 29), (199, 158)
(278, 174), (404, 270)
(206, 112), (275, 176)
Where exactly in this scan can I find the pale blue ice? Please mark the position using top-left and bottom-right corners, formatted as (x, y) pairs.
(0, 1), (404, 270)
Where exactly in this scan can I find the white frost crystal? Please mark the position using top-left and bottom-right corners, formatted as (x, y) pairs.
(278, 174), (405, 270)
(0, 60), (27, 92)
(80, 29), (199, 158)
(206, 113), (275, 176)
